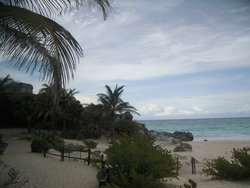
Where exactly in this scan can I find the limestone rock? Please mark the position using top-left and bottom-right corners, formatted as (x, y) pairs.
(173, 131), (193, 141)
(173, 143), (192, 152)
(121, 111), (133, 121)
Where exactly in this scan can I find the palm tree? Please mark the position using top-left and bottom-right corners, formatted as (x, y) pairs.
(0, 0), (111, 105)
(59, 88), (79, 131)
(0, 75), (14, 93)
(97, 85), (139, 139)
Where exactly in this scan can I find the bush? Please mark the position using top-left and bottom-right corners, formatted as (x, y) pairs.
(202, 147), (250, 180)
(31, 137), (50, 153)
(184, 179), (197, 188)
(50, 136), (65, 151)
(3, 168), (29, 188)
(115, 120), (139, 136)
(83, 140), (98, 149)
(105, 134), (177, 188)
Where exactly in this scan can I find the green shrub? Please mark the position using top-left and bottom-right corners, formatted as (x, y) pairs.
(202, 147), (250, 180)
(115, 120), (139, 136)
(83, 140), (98, 149)
(3, 168), (29, 188)
(31, 137), (50, 153)
(50, 136), (65, 151)
(184, 179), (197, 188)
(105, 134), (177, 188)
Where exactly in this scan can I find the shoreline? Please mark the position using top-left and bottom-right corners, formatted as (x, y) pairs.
(1, 129), (250, 188)
(193, 134), (250, 141)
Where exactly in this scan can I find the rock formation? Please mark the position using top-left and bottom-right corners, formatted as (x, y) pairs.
(173, 143), (192, 152)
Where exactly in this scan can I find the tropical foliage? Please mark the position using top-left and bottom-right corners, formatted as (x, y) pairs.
(202, 147), (250, 180)
(0, 76), (142, 140)
(105, 134), (178, 188)
(31, 137), (50, 153)
(97, 85), (139, 139)
(0, 0), (111, 105)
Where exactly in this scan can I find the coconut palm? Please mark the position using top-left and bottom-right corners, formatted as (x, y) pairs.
(0, 74), (14, 93)
(0, 0), (111, 105)
(97, 85), (139, 139)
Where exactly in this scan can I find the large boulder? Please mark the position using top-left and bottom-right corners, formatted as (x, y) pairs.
(121, 111), (133, 121)
(173, 143), (192, 152)
(137, 123), (149, 136)
(149, 131), (181, 145)
(173, 131), (193, 141)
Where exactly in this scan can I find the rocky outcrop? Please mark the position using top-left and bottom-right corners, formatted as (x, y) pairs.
(136, 123), (194, 146)
(173, 143), (192, 152)
(122, 112), (133, 121)
(149, 130), (181, 145)
(147, 130), (193, 144)
(8, 82), (33, 94)
(173, 131), (193, 141)
(137, 123), (149, 136)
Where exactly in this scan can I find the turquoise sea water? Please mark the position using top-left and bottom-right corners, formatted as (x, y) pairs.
(138, 117), (250, 141)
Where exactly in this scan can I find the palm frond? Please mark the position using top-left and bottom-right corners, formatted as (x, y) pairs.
(0, 4), (83, 102)
(97, 85), (139, 116)
(0, 74), (14, 91)
(116, 102), (140, 116)
(0, 0), (112, 19)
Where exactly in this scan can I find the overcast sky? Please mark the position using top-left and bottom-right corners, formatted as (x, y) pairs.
(1, 0), (250, 120)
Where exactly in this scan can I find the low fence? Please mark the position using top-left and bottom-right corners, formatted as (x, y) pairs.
(31, 129), (105, 168)
(44, 147), (105, 168)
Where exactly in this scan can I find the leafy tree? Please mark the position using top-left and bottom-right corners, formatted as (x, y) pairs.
(97, 85), (139, 139)
(37, 84), (83, 132)
(115, 120), (139, 136)
(105, 134), (177, 188)
(14, 94), (36, 133)
(0, 0), (111, 105)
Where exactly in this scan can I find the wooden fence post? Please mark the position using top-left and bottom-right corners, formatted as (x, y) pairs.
(88, 148), (91, 165)
(101, 154), (105, 168)
(176, 157), (179, 175)
(61, 147), (65, 161)
(191, 157), (196, 174)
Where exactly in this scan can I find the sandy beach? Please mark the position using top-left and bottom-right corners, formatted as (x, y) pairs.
(1, 129), (250, 188)
(159, 141), (250, 188)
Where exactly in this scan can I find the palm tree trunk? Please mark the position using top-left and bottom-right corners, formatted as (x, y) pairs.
(111, 111), (115, 140)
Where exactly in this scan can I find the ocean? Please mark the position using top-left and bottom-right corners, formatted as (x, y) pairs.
(138, 117), (250, 141)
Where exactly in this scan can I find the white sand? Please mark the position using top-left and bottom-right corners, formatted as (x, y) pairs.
(1, 129), (250, 188)
(0, 129), (99, 188)
(159, 140), (250, 188)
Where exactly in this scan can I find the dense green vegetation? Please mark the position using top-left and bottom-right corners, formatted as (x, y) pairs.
(103, 134), (178, 188)
(202, 147), (250, 180)
(31, 137), (50, 153)
(0, 76), (141, 140)
(97, 85), (140, 139)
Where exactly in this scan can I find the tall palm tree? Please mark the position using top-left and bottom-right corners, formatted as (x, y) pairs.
(0, 0), (111, 105)
(97, 85), (139, 139)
